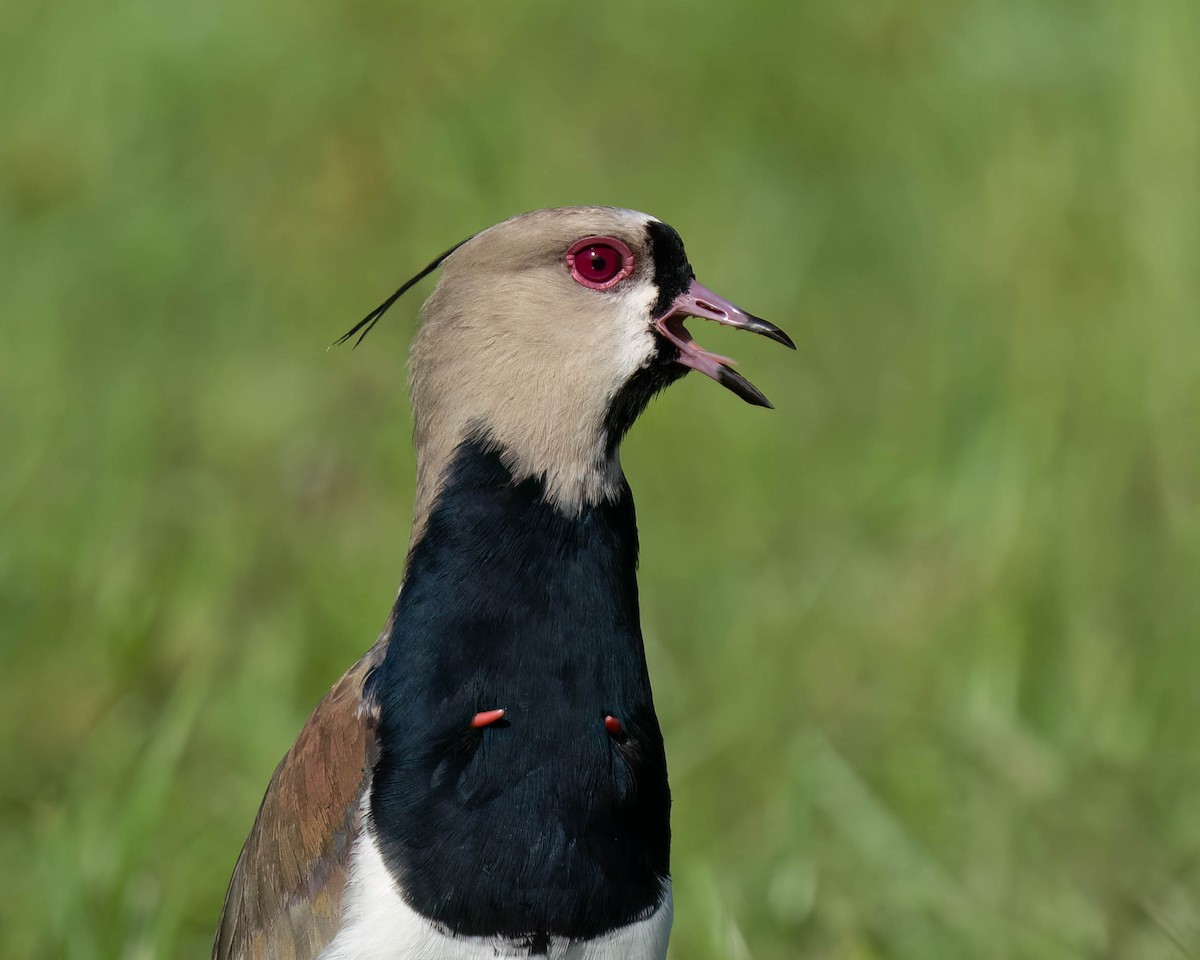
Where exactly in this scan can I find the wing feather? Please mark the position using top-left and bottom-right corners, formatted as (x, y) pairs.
(213, 654), (379, 960)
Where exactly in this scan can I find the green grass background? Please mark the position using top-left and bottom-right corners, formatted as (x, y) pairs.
(3, 1), (1199, 957)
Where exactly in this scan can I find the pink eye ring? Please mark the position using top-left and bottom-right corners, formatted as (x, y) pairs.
(566, 236), (634, 289)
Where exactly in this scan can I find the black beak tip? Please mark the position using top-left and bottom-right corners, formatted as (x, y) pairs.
(718, 366), (774, 409)
(746, 313), (796, 350)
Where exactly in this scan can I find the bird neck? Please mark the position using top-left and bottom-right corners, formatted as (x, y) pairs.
(366, 435), (671, 940)
(406, 423), (624, 549)
(404, 352), (686, 549)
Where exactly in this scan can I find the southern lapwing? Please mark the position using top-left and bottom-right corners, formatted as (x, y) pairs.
(213, 206), (793, 960)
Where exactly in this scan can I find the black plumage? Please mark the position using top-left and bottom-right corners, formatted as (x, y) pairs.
(368, 436), (671, 941)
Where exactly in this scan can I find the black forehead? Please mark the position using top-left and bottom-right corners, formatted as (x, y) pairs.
(645, 220), (694, 316)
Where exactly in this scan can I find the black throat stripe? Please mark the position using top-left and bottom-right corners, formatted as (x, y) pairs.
(367, 438), (671, 943)
(598, 220), (698, 454)
(646, 219), (695, 318)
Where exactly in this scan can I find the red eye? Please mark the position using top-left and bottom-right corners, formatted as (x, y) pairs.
(566, 236), (634, 289)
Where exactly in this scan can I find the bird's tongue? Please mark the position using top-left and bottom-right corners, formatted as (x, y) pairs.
(658, 316), (735, 380)
(653, 280), (795, 408)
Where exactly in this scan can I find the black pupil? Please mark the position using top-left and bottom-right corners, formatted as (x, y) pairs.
(590, 253), (608, 272)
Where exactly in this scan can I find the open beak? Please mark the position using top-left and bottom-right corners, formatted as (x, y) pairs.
(654, 280), (795, 408)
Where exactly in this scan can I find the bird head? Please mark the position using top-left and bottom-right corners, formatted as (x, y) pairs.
(339, 206), (794, 527)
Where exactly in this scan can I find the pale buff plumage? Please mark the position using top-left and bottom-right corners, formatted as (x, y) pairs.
(407, 207), (662, 541)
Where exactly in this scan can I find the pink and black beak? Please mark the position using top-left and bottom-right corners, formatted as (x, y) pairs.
(654, 279), (795, 408)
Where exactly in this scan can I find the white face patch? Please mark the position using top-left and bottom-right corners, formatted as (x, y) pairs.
(606, 277), (661, 387)
(319, 821), (673, 960)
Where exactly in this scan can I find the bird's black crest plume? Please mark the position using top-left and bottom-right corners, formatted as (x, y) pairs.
(335, 239), (469, 348)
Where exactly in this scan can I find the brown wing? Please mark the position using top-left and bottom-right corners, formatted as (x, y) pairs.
(213, 653), (380, 960)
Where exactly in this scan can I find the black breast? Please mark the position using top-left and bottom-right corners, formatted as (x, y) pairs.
(366, 439), (671, 942)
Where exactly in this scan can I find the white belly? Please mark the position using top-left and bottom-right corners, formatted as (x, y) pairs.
(318, 830), (673, 960)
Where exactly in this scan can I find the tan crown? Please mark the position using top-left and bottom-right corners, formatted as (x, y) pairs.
(408, 206), (663, 541)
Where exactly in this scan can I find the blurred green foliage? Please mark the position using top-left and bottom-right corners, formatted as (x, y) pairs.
(3, 0), (1199, 957)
